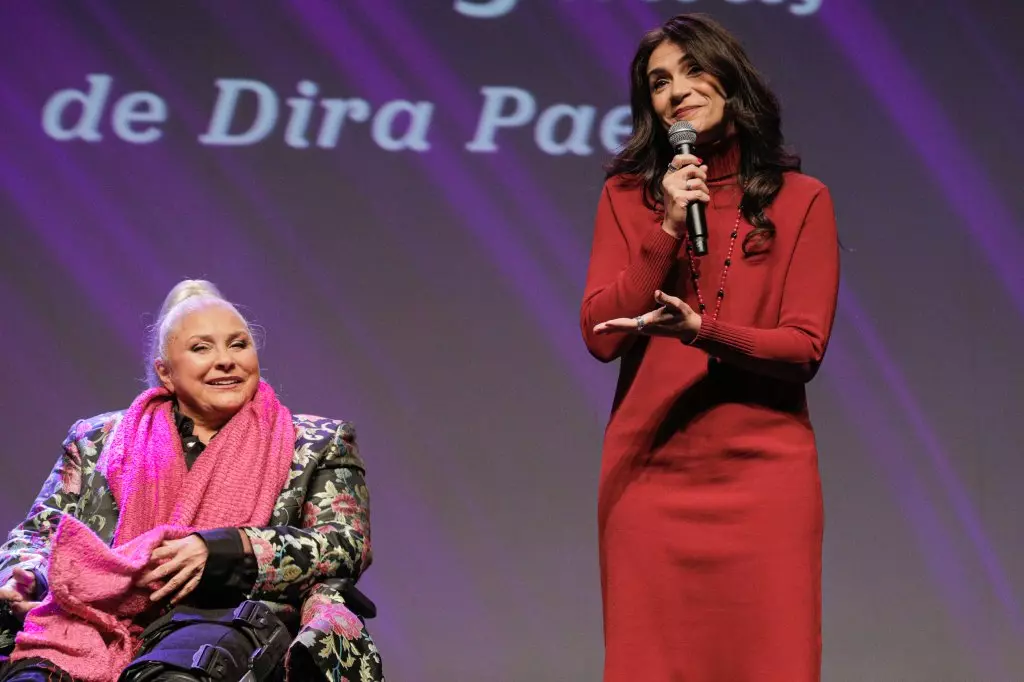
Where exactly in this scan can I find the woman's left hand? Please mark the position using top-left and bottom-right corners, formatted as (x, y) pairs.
(137, 534), (209, 604)
(593, 290), (703, 344)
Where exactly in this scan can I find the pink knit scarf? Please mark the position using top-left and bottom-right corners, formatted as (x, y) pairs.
(10, 380), (295, 681)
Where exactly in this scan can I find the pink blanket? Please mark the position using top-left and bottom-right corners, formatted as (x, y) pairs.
(14, 518), (188, 680)
(11, 380), (295, 681)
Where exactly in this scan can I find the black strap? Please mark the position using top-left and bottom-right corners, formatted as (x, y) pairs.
(229, 602), (289, 682)
(121, 602), (288, 682)
(190, 643), (234, 679)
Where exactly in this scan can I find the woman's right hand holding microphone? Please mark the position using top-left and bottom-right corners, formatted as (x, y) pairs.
(661, 153), (710, 239)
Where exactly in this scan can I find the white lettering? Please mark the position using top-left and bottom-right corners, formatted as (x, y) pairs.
(111, 92), (166, 144)
(466, 86), (536, 152)
(41, 75), (169, 144)
(200, 78), (278, 146)
(199, 80), (431, 151)
(599, 105), (632, 153)
(480, 0), (821, 18)
(284, 80), (319, 149)
(534, 104), (596, 156)
(41, 74), (114, 142)
(317, 98), (372, 148)
(789, 0), (822, 16)
(371, 100), (434, 152)
(453, 0), (518, 19)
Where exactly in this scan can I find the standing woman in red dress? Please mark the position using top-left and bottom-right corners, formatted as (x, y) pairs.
(580, 14), (839, 682)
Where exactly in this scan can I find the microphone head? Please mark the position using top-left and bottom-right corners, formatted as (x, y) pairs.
(668, 120), (697, 149)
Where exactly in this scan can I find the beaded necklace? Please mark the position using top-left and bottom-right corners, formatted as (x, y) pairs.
(685, 208), (742, 321)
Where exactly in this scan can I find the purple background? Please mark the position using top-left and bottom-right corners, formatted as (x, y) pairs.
(1, 1), (1022, 679)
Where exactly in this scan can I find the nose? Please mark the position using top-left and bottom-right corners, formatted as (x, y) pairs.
(670, 78), (692, 104)
(214, 347), (236, 370)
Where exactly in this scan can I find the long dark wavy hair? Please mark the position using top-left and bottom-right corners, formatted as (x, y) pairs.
(606, 14), (800, 255)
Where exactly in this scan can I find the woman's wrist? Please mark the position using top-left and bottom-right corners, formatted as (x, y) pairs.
(661, 218), (684, 239)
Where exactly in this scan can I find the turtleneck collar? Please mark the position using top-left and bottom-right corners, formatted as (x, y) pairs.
(701, 134), (741, 185)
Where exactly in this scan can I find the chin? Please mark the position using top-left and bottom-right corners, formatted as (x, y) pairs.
(689, 116), (710, 132)
(209, 391), (251, 412)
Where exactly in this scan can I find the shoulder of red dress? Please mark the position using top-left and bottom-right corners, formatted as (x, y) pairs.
(604, 173), (643, 193)
(603, 175), (650, 211)
(781, 170), (829, 197)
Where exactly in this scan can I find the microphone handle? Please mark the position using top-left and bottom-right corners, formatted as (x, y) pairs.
(676, 142), (709, 256)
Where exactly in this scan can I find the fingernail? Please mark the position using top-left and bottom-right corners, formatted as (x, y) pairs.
(696, 157), (703, 164)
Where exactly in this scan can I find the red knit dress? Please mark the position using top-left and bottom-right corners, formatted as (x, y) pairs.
(580, 141), (840, 682)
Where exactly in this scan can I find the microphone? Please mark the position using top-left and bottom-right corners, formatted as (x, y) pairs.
(667, 121), (708, 256)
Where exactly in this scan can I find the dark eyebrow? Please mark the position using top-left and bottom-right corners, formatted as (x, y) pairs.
(647, 66), (669, 80)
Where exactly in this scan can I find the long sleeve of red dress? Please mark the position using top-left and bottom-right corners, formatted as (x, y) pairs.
(690, 186), (839, 383)
(580, 184), (683, 363)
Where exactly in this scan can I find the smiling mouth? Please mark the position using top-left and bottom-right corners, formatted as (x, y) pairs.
(207, 377), (243, 387)
(673, 106), (700, 119)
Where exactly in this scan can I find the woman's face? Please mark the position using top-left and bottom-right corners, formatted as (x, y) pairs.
(155, 302), (259, 428)
(646, 40), (728, 144)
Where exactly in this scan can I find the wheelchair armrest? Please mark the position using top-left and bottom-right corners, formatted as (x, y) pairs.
(320, 578), (377, 619)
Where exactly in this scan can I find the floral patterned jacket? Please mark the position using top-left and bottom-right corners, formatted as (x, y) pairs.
(0, 411), (384, 682)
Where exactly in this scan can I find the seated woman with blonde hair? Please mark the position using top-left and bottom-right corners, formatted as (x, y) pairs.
(0, 280), (383, 682)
